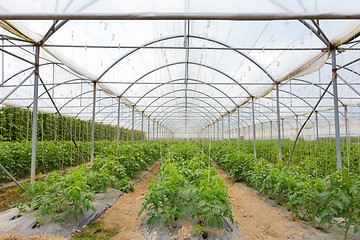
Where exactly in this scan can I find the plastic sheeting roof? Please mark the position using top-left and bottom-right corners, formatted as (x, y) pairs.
(0, 0), (360, 139)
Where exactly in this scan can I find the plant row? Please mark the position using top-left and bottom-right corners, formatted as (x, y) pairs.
(0, 106), (144, 142)
(14, 141), (162, 225)
(139, 142), (233, 233)
(228, 139), (360, 178)
(206, 143), (360, 239)
(0, 140), (159, 182)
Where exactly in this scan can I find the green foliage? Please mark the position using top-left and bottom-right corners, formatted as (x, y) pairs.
(0, 105), (145, 142)
(12, 141), (162, 225)
(15, 166), (96, 223)
(207, 142), (360, 239)
(139, 143), (233, 231)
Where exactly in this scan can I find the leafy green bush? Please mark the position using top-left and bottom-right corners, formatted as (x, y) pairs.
(139, 144), (233, 232)
(207, 142), (360, 239)
(13, 141), (162, 225)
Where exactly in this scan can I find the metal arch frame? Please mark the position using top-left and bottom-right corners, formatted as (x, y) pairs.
(136, 79), (229, 111)
(99, 105), (144, 130)
(119, 61), (252, 100)
(74, 96), (116, 119)
(58, 89), (105, 112)
(97, 34), (276, 83)
(154, 103), (218, 124)
(142, 78), (238, 112)
(225, 106), (270, 127)
(145, 88), (229, 115)
(278, 88), (346, 118)
(238, 105), (295, 130)
(266, 1), (330, 46)
(28, 78), (90, 107)
(326, 59), (360, 78)
(1, 61), (72, 92)
(165, 119), (208, 131)
(157, 111), (214, 127)
(147, 96), (223, 117)
(286, 78), (345, 106)
(155, 108), (217, 128)
(205, 100), (295, 131)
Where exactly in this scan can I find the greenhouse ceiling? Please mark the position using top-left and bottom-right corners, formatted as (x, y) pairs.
(0, 0), (360, 140)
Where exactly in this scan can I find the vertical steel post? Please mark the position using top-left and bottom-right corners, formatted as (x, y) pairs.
(315, 111), (319, 143)
(156, 123), (159, 141)
(54, 114), (57, 140)
(131, 105), (134, 144)
(344, 106), (349, 147)
(296, 115), (299, 138)
(1, 39), (4, 83)
(153, 120), (155, 140)
(30, 45), (40, 183)
(116, 97), (121, 144)
(147, 117), (150, 142)
(331, 49), (342, 170)
(252, 97), (256, 156)
(237, 108), (240, 147)
(26, 106), (30, 141)
(270, 121), (273, 139)
(217, 121), (219, 142)
(141, 112), (144, 143)
(228, 113), (231, 145)
(221, 117), (224, 143)
(74, 117), (77, 141)
(282, 118), (285, 141)
(90, 81), (96, 164)
(276, 83), (282, 161)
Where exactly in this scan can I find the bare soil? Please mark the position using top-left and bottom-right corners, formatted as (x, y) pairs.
(214, 164), (309, 240)
(0, 186), (24, 212)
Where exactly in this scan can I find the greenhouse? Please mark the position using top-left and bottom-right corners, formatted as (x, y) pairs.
(0, 1), (359, 239)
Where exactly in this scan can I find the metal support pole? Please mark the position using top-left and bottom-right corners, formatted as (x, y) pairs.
(30, 45), (40, 183)
(0, 163), (25, 191)
(99, 123), (102, 141)
(228, 113), (231, 145)
(26, 106), (30, 141)
(237, 108), (240, 147)
(217, 121), (219, 142)
(315, 111), (319, 143)
(131, 105), (134, 144)
(0, 71), (34, 105)
(74, 117), (77, 141)
(141, 112), (144, 143)
(156, 123), (159, 141)
(276, 83), (282, 161)
(344, 106), (349, 147)
(252, 97), (256, 156)
(296, 115), (299, 138)
(287, 79), (333, 165)
(54, 114), (57, 140)
(282, 118), (285, 141)
(153, 120), (155, 140)
(270, 121), (273, 139)
(147, 117), (150, 142)
(90, 81), (96, 164)
(222, 117), (224, 143)
(331, 49), (342, 171)
(116, 98), (120, 144)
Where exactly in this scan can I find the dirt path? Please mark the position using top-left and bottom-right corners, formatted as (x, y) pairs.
(214, 165), (310, 240)
(94, 162), (160, 240)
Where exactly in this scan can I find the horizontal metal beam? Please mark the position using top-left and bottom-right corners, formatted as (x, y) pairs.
(42, 44), (327, 51)
(1, 12), (360, 20)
